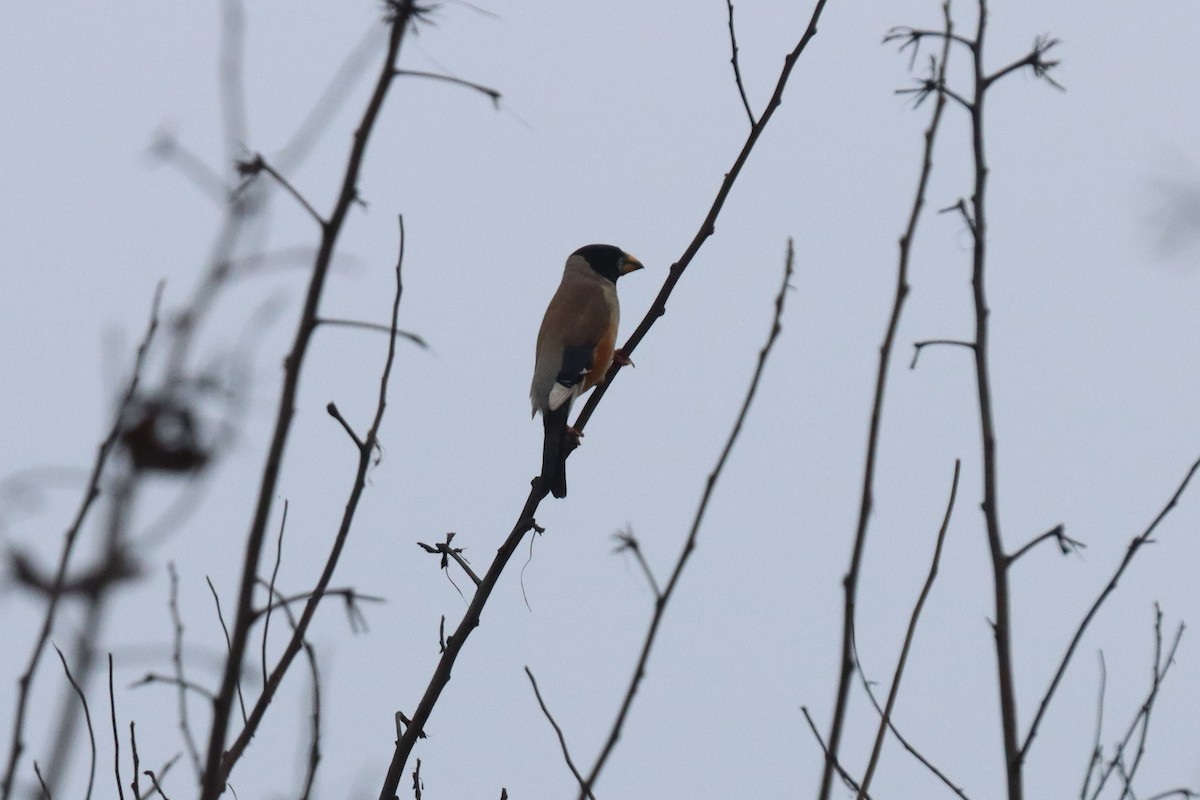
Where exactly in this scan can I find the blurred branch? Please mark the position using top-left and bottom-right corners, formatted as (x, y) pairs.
(857, 459), (960, 799)
(199, 5), (420, 794)
(1, 286), (162, 800)
(377, 2), (833, 791)
(579, 240), (794, 799)
(612, 528), (660, 598)
(167, 563), (203, 778)
(819, 6), (952, 795)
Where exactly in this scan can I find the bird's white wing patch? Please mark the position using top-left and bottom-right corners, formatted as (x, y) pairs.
(548, 382), (579, 412)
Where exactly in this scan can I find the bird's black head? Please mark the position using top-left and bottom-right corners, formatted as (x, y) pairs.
(572, 244), (644, 283)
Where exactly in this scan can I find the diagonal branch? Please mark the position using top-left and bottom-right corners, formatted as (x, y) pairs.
(524, 667), (593, 799)
(578, 241), (794, 799)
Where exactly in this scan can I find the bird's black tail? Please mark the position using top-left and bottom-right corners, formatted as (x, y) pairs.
(541, 405), (570, 498)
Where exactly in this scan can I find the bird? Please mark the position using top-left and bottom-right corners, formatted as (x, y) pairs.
(531, 244), (644, 498)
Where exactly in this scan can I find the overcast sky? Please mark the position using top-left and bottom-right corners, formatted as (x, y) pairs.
(4, 1), (1200, 798)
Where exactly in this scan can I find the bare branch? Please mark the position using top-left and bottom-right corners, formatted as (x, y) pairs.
(52, 646), (95, 800)
(107, 655), (125, 800)
(612, 528), (661, 598)
(724, 0), (756, 127)
(524, 668), (593, 799)
(316, 317), (428, 348)
(378, 3), (833, 789)
(579, 241), (794, 799)
(858, 459), (961, 799)
(200, 9), (418, 792)
(801, 707), (871, 799)
(262, 501), (289, 686)
(909, 338), (975, 369)
(205, 576), (247, 724)
(235, 154), (326, 227)
(984, 35), (1064, 91)
(394, 69), (502, 108)
(1007, 523), (1084, 565)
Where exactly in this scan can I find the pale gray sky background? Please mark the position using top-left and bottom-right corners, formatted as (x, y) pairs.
(4, 1), (1200, 798)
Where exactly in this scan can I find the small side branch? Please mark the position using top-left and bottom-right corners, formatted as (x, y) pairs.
(394, 69), (502, 108)
(802, 707), (871, 799)
(236, 154), (326, 227)
(107, 655), (125, 800)
(1007, 523), (1083, 565)
(53, 646), (96, 800)
(724, 0), (757, 127)
(524, 668), (593, 800)
(612, 528), (661, 598)
(909, 338), (975, 369)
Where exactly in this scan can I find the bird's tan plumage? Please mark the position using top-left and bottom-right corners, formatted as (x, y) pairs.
(531, 245), (642, 498)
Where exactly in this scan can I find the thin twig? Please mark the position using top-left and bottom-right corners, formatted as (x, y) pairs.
(819, 6), (952, 795)
(524, 668), (593, 799)
(129, 722), (140, 800)
(53, 645), (96, 800)
(326, 402), (365, 449)
(143, 770), (171, 800)
(858, 459), (960, 799)
(1, 286), (162, 800)
(1007, 523), (1083, 565)
(263, 501), (289, 686)
(394, 69), (501, 108)
(579, 241), (794, 799)
(801, 707), (871, 799)
(128, 674), (216, 701)
(219, 214), (411, 788)
(205, 576), (247, 724)
(724, 0), (756, 127)
(32, 763), (52, 800)
(236, 154), (326, 227)
(316, 317), (428, 348)
(1022, 454), (1200, 760)
(107, 655), (125, 800)
(612, 528), (660, 598)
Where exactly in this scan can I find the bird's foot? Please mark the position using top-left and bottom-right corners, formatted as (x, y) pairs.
(565, 425), (584, 445)
(613, 349), (635, 368)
